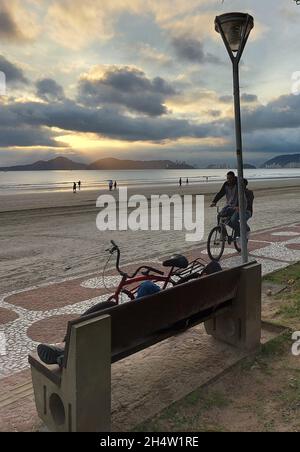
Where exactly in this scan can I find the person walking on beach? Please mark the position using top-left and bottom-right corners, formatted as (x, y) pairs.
(114, 181), (117, 190)
(186, 178), (189, 185)
(78, 181), (81, 191)
(109, 180), (113, 191)
(73, 182), (77, 194)
(179, 178), (182, 187)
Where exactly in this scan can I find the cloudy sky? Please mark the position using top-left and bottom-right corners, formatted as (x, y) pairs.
(0, 0), (300, 167)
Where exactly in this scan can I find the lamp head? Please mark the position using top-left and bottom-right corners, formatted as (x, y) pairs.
(215, 12), (254, 53)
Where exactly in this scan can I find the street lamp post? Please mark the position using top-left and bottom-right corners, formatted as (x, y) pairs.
(215, 12), (254, 264)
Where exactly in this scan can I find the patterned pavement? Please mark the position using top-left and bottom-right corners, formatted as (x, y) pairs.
(1, 222), (300, 380)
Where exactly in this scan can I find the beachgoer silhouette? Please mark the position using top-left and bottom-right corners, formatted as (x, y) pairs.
(186, 178), (189, 185)
(109, 180), (113, 191)
(73, 182), (77, 193)
(114, 181), (117, 190)
(179, 178), (182, 187)
(78, 181), (81, 190)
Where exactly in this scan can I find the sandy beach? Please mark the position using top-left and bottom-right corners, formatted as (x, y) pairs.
(1, 178), (300, 294)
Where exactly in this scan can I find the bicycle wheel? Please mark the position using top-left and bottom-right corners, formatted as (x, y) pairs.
(207, 226), (225, 261)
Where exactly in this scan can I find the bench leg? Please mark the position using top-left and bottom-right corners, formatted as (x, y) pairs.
(205, 263), (262, 352)
(31, 315), (112, 432)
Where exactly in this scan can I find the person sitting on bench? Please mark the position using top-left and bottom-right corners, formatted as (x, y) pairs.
(37, 281), (162, 366)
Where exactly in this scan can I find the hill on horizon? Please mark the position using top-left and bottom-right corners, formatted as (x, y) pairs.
(87, 157), (194, 170)
(0, 156), (195, 171)
(0, 156), (87, 171)
(262, 153), (300, 168)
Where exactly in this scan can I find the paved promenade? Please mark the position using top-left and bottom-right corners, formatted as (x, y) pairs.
(1, 221), (300, 431)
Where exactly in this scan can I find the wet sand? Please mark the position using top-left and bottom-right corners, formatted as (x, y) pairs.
(0, 178), (300, 212)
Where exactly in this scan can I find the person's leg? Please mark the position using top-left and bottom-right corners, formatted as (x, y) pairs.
(229, 210), (240, 236)
(218, 206), (232, 224)
(245, 211), (252, 233)
(37, 344), (65, 365)
(230, 211), (252, 237)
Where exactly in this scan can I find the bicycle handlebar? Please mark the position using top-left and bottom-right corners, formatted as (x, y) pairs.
(106, 241), (165, 279)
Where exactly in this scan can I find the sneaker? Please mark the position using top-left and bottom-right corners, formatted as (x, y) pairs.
(37, 344), (65, 366)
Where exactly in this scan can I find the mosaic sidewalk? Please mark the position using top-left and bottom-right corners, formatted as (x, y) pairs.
(1, 222), (300, 380)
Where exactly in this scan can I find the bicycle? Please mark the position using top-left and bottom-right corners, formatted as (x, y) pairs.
(207, 207), (242, 261)
(84, 241), (209, 316)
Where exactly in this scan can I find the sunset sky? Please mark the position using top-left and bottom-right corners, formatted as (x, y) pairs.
(0, 0), (300, 167)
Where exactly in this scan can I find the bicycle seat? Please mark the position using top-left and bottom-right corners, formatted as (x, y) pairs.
(162, 254), (189, 269)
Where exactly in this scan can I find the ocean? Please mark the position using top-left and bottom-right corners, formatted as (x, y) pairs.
(0, 168), (300, 194)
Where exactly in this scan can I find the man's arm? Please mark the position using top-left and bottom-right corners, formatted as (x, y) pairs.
(212, 183), (226, 205)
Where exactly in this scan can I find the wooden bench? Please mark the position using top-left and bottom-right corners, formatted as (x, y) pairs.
(28, 261), (261, 432)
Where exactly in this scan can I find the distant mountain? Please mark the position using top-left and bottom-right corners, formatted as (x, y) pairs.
(87, 158), (195, 170)
(0, 156), (195, 171)
(0, 157), (87, 171)
(262, 154), (300, 168)
(243, 163), (256, 169)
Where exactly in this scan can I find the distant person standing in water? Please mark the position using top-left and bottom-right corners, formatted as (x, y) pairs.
(109, 180), (113, 191)
(73, 182), (77, 194)
(78, 181), (81, 191)
(179, 178), (182, 187)
(186, 178), (189, 185)
(114, 181), (117, 190)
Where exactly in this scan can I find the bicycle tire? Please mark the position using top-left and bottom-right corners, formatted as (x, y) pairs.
(207, 225), (226, 261)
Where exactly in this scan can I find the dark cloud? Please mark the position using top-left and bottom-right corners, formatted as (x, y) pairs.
(78, 67), (176, 116)
(0, 7), (23, 41)
(243, 94), (300, 132)
(219, 95), (232, 103)
(36, 78), (65, 102)
(0, 126), (64, 148)
(0, 55), (28, 85)
(207, 110), (221, 118)
(219, 93), (258, 104)
(0, 100), (230, 144)
(1, 88), (299, 150)
(172, 36), (222, 65)
(241, 93), (258, 103)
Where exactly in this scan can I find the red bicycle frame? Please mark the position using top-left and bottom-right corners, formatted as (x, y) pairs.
(106, 241), (176, 303)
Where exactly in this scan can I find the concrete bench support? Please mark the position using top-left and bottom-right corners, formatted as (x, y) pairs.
(205, 262), (261, 351)
(31, 315), (111, 432)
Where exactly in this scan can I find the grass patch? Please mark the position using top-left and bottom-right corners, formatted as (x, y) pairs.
(135, 389), (230, 432)
(264, 262), (300, 286)
(263, 262), (300, 324)
(260, 332), (291, 359)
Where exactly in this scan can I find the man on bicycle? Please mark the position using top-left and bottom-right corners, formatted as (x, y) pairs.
(211, 173), (252, 238)
(210, 171), (238, 221)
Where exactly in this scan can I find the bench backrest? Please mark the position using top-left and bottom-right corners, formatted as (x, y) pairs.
(63, 264), (245, 366)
